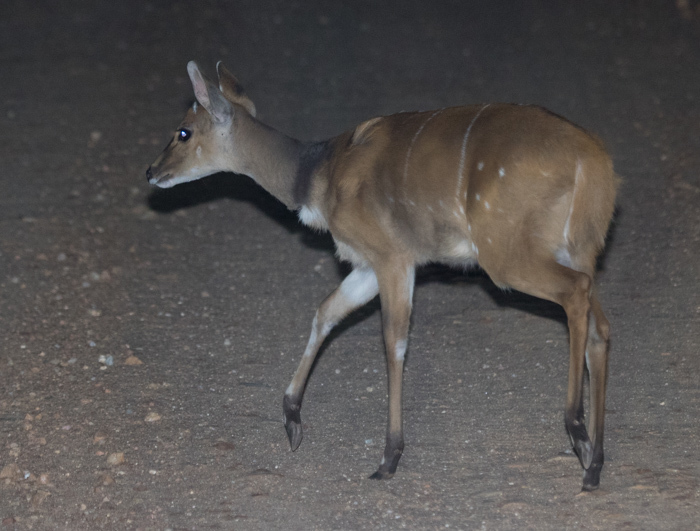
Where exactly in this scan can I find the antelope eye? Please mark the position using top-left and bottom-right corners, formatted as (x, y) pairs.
(178, 128), (191, 142)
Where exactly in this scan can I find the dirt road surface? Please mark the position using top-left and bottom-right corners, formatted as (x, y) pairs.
(1, 1), (699, 529)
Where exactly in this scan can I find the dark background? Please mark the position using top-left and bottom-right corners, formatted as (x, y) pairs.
(1, 1), (698, 528)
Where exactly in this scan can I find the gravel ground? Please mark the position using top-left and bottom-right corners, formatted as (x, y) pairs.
(1, 1), (699, 529)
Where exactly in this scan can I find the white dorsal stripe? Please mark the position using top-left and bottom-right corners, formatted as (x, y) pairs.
(456, 104), (491, 197)
(403, 110), (443, 186)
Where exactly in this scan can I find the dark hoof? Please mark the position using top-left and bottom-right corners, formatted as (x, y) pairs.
(285, 419), (303, 451)
(566, 419), (593, 469)
(369, 468), (395, 480)
(283, 394), (303, 451)
(573, 438), (593, 470)
(369, 436), (403, 480)
(582, 463), (602, 491)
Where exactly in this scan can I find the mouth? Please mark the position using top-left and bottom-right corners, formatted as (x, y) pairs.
(146, 167), (174, 188)
(153, 175), (175, 188)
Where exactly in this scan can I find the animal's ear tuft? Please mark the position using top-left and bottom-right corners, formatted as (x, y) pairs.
(216, 61), (257, 117)
(187, 61), (233, 123)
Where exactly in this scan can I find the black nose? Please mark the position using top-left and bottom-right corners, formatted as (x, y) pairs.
(146, 167), (153, 182)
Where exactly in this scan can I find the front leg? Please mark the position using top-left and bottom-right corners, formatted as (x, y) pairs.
(284, 267), (379, 450)
(369, 262), (415, 479)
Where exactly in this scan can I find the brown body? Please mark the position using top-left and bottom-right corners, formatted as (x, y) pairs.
(147, 62), (618, 490)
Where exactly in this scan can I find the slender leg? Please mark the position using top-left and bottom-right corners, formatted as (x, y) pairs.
(562, 273), (594, 474)
(369, 262), (415, 479)
(283, 267), (379, 451)
(582, 292), (610, 490)
(493, 255), (596, 488)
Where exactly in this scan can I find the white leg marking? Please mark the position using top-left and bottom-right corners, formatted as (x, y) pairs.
(394, 339), (407, 361)
(339, 268), (379, 306)
(302, 315), (320, 358)
(285, 381), (296, 396)
(456, 104), (491, 197)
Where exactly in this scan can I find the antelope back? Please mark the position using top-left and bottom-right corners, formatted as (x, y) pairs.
(320, 105), (616, 279)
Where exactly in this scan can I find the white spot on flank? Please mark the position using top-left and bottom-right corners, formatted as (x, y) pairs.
(409, 200), (416, 206)
(427, 205), (433, 212)
(196, 145), (202, 158)
(499, 167), (505, 178)
(484, 201), (490, 210)
(388, 195), (395, 203)
(475, 193), (481, 201)
(487, 237), (492, 244)
(458, 205), (465, 215)
(404, 109), (442, 185)
(453, 210), (461, 219)
(471, 242), (479, 257)
(456, 104), (490, 196)
(477, 161), (484, 171)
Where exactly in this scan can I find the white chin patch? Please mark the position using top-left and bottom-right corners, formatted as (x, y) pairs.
(155, 170), (213, 188)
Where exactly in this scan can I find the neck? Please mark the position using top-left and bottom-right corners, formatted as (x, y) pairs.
(233, 114), (327, 210)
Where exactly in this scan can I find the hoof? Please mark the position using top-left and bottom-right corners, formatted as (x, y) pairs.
(574, 438), (593, 470)
(369, 468), (395, 480)
(285, 419), (303, 451)
(283, 394), (303, 451)
(369, 437), (403, 480)
(566, 419), (593, 469)
(582, 463), (602, 491)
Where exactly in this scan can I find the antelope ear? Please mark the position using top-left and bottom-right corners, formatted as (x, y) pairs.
(187, 61), (232, 123)
(216, 61), (256, 117)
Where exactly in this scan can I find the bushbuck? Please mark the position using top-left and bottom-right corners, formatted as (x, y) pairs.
(147, 61), (618, 490)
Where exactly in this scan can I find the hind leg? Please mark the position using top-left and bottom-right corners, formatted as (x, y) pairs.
(491, 255), (597, 488)
(582, 292), (610, 490)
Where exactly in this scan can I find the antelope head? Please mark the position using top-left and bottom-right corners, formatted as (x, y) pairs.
(146, 61), (257, 188)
